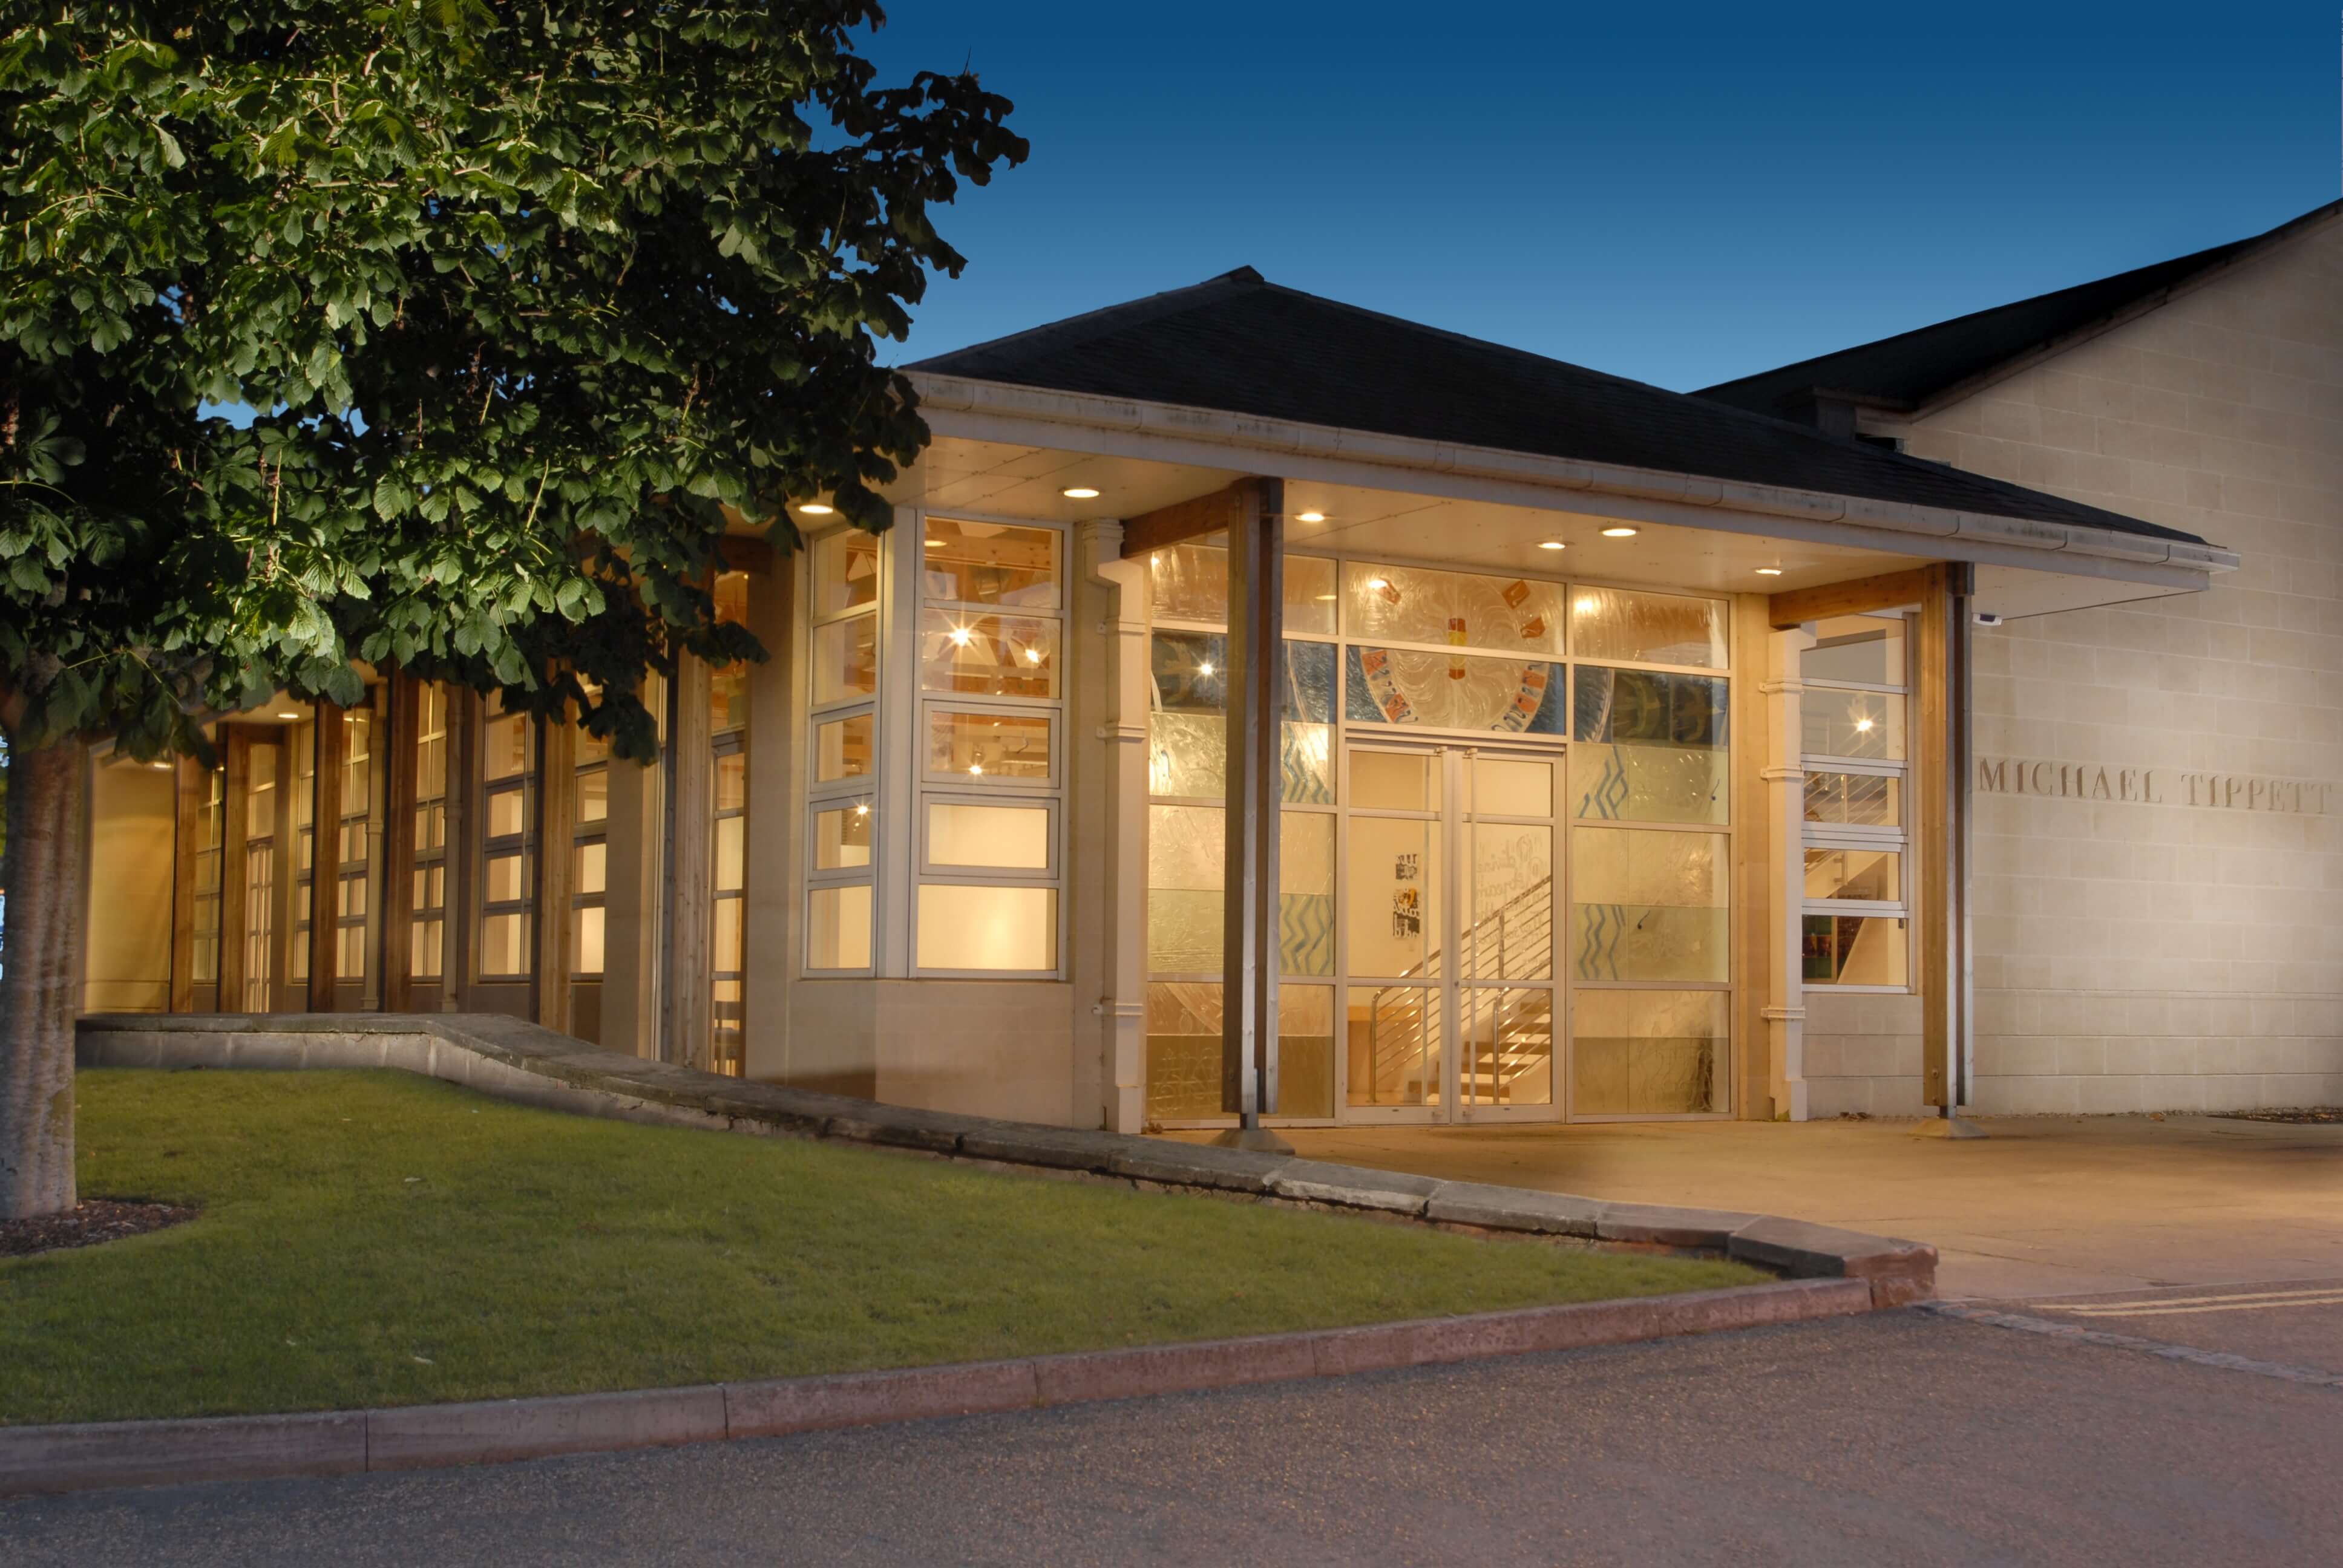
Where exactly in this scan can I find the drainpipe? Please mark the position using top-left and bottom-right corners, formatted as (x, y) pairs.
(1763, 626), (1816, 1120)
(1080, 519), (1149, 1133)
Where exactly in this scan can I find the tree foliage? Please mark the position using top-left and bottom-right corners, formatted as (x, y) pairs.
(0, 0), (1026, 760)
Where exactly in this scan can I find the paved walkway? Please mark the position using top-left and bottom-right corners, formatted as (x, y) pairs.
(1256, 1114), (2343, 1299)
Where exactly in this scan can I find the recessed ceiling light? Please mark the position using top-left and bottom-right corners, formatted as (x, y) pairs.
(925, 538), (943, 547)
(1536, 540), (1566, 551)
(1600, 526), (1639, 538)
(1296, 511), (1326, 523)
(276, 710), (300, 719)
(798, 501), (834, 515)
(1755, 567), (1783, 577)
(1061, 486), (1100, 499)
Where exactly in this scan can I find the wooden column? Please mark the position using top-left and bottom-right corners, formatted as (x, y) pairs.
(380, 675), (420, 1011)
(307, 702), (346, 1009)
(169, 757), (202, 1013)
(217, 729), (252, 1011)
(664, 654), (714, 1068)
(1918, 563), (1974, 1114)
(534, 714), (576, 1032)
(442, 693), (478, 1010)
(1220, 478), (1285, 1130)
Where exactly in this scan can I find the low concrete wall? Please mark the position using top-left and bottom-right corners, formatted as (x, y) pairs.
(74, 1011), (1937, 1308)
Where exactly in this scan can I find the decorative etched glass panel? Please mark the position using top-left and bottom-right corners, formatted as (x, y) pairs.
(922, 518), (1058, 609)
(1147, 804), (1222, 972)
(1463, 989), (1553, 1106)
(1345, 645), (1564, 734)
(1568, 586), (1726, 668)
(1804, 846), (1901, 903)
(1346, 985), (1442, 1108)
(919, 610), (1058, 698)
(1806, 614), (1906, 687)
(1571, 827), (1728, 982)
(813, 617), (877, 705)
(812, 531), (880, 618)
(927, 708), (1052, 782)
(1571, 989), (1725, 1114)
(814, 713), (874, 783)
(917, 884), (1057, 970)
(1803, 914), (1909, 985)
(1150, 633), (1335, 804)
(1147, 542), (1338, 636)
(1469, 824), (1553, 980)
(1801, 687), (1904, 760)
(1571, 665), (1728, 823)
(1343, 562), (1564, 655)
(1282, 811), (1335, 978)
(1146, 982), (1225, 1121)
(1804, 769), (1901, 828)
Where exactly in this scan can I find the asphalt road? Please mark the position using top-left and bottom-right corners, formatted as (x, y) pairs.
(7, 1302), (2341, 1567)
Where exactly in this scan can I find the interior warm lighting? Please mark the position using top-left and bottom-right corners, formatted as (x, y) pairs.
(1571, 596), (1597, 616)
(1366, 577), (1389, 590)
(1061, 486), (1100, 499)
(1600, 526), (1639, 538)
(1197, 661), (1216, 677)
(1537, 540), (1566, 550)
(854, 803), (870, 817)
(1855, 717), (1875, 733)
(1023, 648), (1043, 664)
(798, 501), (835, 515)
(969, 763), (985, 777)
(948, 626), (974, 648)
(925, 538), (944, 548)
(276, 710), (300, 719)
(1296, 511), (1326, 523)
(1755, 567), (1783, 576)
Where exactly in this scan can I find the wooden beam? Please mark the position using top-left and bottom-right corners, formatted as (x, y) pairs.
(307, 702), (346, 1008)
(380, 675), (419, 1011)
(534, 714), (577, 1033)
(1768, 566), (1937, 630)
(217, 728), (251, 1011)
(1219, 478), (1284, 1125)
(1121, 482), (1251, 559)
(168, 756), (201, 1013)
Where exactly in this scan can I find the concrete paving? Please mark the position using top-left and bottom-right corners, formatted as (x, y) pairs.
(1253, 1113), (2343, 1299)
(5, 1310), (2338, 1566)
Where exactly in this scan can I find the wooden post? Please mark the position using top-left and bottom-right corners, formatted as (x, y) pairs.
(307, 702), (345, 1009)
(664, 655), (714, 1068)
(1219, 478), (1286, 1139)
(380, 675), (419, 1011)
(1918, 563), (1976, 1119)
(534, 715), (576, 1032)
(442, 693), (478, 1011)
(217, 729), (251, 1011)
(169, 757), (202, 1013)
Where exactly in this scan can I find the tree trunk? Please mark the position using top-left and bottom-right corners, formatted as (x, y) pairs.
(0, 730), (85, 1219)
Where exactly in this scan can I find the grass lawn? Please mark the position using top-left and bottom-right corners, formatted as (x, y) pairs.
(1, 1070), (1766, 1426)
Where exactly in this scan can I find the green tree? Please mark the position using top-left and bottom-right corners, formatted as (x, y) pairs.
(0, 1), (1024, 1218)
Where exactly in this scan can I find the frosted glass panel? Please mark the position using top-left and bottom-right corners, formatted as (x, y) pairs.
(1573, 827), (1728, 982)
(1346, 815), (1440, 980)
(1804, 915), (1909, 986)
(1285, 555), (1337, 636)
(813, 616), (877, 705)
(814, 713), (874, 782)
(1802, 687), (1904, 760)
(928, 802), (1050, 870)
(1351, 749), (1438, 812)
(1807, 615), (1906, 687)
(1804, 769), (1901, 828)
(922, 517), (1058, 609)
(1150, 710), (1224, 800)
(1573, 666), (1725, 748)
(1347, 986), (1442, 1108)
(1343, 562), (1564, 655)
(1571, 990), (1725, 1114)
(1568, 586), (1726, 668)
(1282, 811), (1335, 978)
(917, 884), (1057, 970)
(1804, 846), (1901, 903)
(1464, 989), (1553, 1106)
(813, 531), (880, 617)
(928, 708), (1051, 782)
(1571, 665), (1728, 824)
(1147, 804), (1222, 972)
(813, 800), (873, 870)
(1146, 541), (1337, 636)
(807, 884), (871, 970)
(1469, 824), (1552, 980)
(1150, 635), (1335, 805)
(920, 610), (1058, 698)
(1473, 757), (1551, 818)
(1346, 645), (1564, 734)
(1146, 982), (1224, 1121)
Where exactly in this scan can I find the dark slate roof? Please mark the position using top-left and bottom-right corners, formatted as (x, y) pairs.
(1697, 200), (2343, 419)
(909, 269), (2206, 546)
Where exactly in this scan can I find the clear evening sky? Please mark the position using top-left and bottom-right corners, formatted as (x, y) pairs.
(867, 2), (2339, 390)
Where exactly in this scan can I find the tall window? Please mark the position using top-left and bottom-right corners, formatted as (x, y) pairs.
(289, 716), (316, 986)
(569, 718), (609, 991)
(241, 741), (278, 1011)
(710, 570), (750, 1074)
(477, 692), (537, 981)
(1800, 612), (1910, 987)
(335, 701), (378, 988)
(805, 529), (879, 972)
(191, 764), (226, 985)
(913, 517), (1064, 975)
(410, 683), (450, 981)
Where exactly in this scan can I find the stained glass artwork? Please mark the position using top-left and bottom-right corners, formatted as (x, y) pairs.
(1804, 915), (1909, 985)
(1151, 635), (1335, 803)
(1572, 827), (1728, 982)
(1806, 614), (1906, 686)
(1571, 666), (1726, 824)
(919, 610), (1057, 698)
(1804, 769), (1901, 827)
(1467, 824), (1552, 979)
(1342, 562), (1564, 655)
(1346, 985), (1441, 1108)
(922, 517), (1058, 609)
(1463, 989), (1553, 1106)
(1574, 665), (1724, 747)
(1804, 846), (1901, 903)
(1345, 645), (1565, 734)
(1570, 990), (1723, 1114)
(1801, 687), (1903, 760)
(1567, 586), (1726, 668)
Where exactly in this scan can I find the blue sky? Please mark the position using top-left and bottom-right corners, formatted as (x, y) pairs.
(866, 2), (2339, 390)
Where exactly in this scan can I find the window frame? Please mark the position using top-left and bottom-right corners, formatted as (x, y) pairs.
(1799, 611), (1916, 992)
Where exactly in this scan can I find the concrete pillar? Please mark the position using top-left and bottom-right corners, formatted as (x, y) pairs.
(1076, 518), (1148, 1132)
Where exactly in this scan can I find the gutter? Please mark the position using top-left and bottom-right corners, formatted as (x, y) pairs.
(905, 373), (2240, 580)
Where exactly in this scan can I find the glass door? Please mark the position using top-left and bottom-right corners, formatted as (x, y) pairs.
(1340, 741), (1561, 1123)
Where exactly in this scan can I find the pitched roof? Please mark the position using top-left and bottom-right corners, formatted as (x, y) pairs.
(909, 268), (2206, 546)
(1697, 200), (2343, 419)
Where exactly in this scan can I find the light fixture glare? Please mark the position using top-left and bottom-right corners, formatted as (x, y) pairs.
(1600, 526), (1639, 538)
(798, 501), (835, 515)
(1536, 540), (1566, 550)
(1061, 486), (1100, 499)
(1295, 511), (1326, 523)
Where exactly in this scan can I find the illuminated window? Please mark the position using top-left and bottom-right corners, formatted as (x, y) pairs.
(710, 570), (750, 1074)
(477, 692), (536, 981)
(411, 683), (450, 982)
(805, 532), (879, 972)
(1801, 613), (1912, 988)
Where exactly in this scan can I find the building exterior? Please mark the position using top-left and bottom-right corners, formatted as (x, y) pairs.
(77, 204), (2339, 1129)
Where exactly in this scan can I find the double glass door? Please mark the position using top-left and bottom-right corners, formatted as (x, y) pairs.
(1341, 740), (1561, 1122)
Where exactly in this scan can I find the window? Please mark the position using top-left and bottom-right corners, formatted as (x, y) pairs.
(290, 714), (316, 984)
(1800, 613), (1911, 988)
(334, 698), (379, 988)
(191, 763), (225, 985)
(710, 570), (750, 1074)
(411, 683), (450, 981)
(913, 517), (1064, 975)
(241, 739), (278, 1011)
(477, 692), (537, 981)
(805, 529), (880, 972)
(569, 719), (609, 987)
